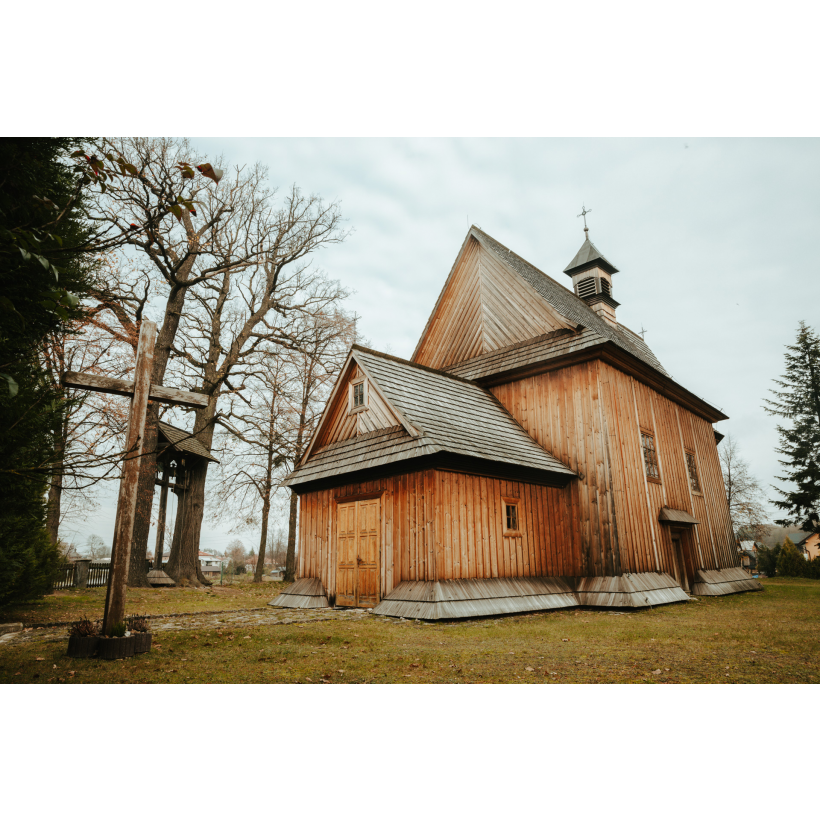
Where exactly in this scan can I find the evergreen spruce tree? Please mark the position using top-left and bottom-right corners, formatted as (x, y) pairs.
(765, 322), (820, 534)
(776, 536), (809, 577)
(0, 139), (91, 607)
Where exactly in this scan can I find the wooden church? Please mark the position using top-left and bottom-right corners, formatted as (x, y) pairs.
(272, 224), (761, 618)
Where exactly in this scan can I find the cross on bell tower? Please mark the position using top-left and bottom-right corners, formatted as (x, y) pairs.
(564, 206), (621, 328)
(578, 204), (592, 238)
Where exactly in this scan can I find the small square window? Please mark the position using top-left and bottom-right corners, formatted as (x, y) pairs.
(353, 382), (365, 408)
(506, 504), (518, 532)
(685, 451), (701, 493)
(502, 496), (521, 534)
(641, 431), (661, 482)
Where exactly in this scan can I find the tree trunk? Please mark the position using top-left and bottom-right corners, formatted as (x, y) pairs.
(46, 471), (63, 547)
(284, 490), (298, 582)
(165, 394), (217, 586)
(127, 406), (159, 586)
(165, 458), (210, 585)
(46, 419), (66, 546)
(127, 248), (197, 586)
(254, 485), (271, 583)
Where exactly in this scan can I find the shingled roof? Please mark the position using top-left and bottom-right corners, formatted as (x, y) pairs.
(158, 421), (218, 463)
(470, 227), (668, 377)
(563, 235), (619, 275)
(285, 346), (575, 488)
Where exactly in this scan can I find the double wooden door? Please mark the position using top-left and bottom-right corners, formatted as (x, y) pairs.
(336, 498), (380, 608)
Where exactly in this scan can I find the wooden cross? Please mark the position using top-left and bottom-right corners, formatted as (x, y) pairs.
(63, 320), (208, 635)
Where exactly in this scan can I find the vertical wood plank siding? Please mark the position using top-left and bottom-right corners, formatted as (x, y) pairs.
(296, 469), (582, 597)
(490, 360), (738, 576)
(296, 364), (737, 594)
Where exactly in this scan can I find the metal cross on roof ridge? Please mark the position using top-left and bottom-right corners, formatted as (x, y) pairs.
(577, 205), (591, 237)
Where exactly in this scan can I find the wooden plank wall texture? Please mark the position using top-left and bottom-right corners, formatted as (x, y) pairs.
(414, 238), (568, 371)
(297, 469), (581, 597)
(490, 360), (738, 575)
(297, 471), (434, 602)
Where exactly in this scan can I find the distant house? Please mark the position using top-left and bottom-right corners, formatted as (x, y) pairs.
(199, 552), (225, 578)
(738, 540), (763, 571)
(795, 533), (819, 561)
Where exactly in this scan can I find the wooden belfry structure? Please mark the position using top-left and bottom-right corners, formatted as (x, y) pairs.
(148, 420), (218, 587)
(273, 219), (762, 618)
(64, 321), (208, 633)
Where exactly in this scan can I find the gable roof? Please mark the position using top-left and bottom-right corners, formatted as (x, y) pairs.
(285, 346), (575, 488)
(564, 236), (619, 275)
(470, 227), (668, 377)
(157, 420), (218, 463)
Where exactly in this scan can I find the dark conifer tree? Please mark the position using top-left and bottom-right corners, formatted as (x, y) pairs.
(0, 138), (91, 607)
(765, 322), (820, 534)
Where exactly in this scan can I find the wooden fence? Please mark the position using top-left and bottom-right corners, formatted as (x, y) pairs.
(53, 562), (110, 590)
(87, 562), (109, 588)
(53, 564), (76, 590)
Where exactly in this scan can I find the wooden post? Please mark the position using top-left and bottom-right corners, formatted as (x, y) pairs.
(103, 321), (156, 635)
(154, 467), (170, 567)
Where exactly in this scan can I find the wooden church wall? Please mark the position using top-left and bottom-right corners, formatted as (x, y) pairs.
(490, 361), (738, 576)
(297, 470), (436, 602)
(296, 468), (580, 597)
(489, 360), (619, 577)
(433, 471), (580, 579)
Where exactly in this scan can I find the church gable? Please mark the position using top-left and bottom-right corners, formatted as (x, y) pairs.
(412, 230), (573, 370)
(312, 359), (403, 451)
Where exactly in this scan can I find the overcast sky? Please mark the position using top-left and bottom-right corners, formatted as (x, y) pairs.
(66, 138), (820, 553)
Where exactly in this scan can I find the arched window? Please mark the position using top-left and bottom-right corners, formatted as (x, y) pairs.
(600, 277), (611, 296)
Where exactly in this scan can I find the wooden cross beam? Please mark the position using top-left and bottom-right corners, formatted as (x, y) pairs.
(62, 320), (208, 635)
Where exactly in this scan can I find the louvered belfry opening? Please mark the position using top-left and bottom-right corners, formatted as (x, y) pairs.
(564, 234), (620, 327)
(576, 276), (597, 299)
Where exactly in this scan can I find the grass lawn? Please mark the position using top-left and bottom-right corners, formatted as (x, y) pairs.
(0, 574), (286, 625)
(1, 578), (817, 684)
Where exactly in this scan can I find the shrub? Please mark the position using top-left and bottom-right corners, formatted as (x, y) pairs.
(67, 617), (99, 638)
(757, 543), (781, 577)
(128, 614), (149, 633)
(776, 537), (810, 577)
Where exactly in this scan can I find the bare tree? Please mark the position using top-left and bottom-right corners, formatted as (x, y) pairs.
(41, 306), (132, 546)
(85, 534), (111, 560)
(720, 434), (770, 540)
(79, 138), (278, 586)
(158, 181), (347, 585)
(210, 308), (355, 582)
(280, 311), (360, 582)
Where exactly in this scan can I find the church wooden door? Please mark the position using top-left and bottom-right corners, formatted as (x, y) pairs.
(335, 498), (381, 607)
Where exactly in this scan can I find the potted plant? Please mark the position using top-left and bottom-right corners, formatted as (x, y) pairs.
(96, 621), (136, 660)
(66, 617), (100, 658)
(128, 614), (152, 653)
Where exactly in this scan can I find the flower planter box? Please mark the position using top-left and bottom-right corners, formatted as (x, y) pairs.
(97, 635), (136, 660)
(67, 635), (99, 658)
(132, 632), (152, 654)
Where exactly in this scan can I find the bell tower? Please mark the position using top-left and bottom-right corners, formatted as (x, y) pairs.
(564, 206), (620, 327)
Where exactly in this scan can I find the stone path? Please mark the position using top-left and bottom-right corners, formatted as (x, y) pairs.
(0, 606), (379, 648)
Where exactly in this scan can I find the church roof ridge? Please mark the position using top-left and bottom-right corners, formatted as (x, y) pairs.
(468, 226), (668, 377)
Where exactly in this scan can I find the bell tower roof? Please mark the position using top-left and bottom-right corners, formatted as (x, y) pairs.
(563, 236), (619, 277)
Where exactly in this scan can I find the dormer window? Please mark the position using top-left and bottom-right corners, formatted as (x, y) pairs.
(349, 378), (368, 413)
(577, 277), (597, 299)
